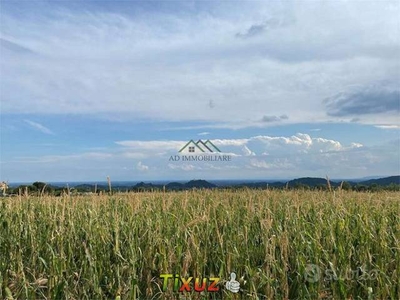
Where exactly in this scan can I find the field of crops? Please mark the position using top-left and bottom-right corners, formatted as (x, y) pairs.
(0, 189), (399, 299)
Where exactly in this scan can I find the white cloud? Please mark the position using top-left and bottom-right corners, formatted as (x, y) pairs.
(24, 120), (54, 135)
(198, 132), (210, 136)
(114, 134), (359, 159)
(242, 145), (255, 156)
(250, 158), (293, 169)
(1, 2), (399, 127)
(9, 133), (367, 169)
(136, 161), (149, 171)
(375, 125), (400, 130)
(2, 133), (397, 181)
(350, 143), (363, 148)
(168, 164), (197, 171)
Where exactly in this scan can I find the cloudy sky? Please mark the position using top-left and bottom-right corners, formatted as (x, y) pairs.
(0, 0), (399, 182)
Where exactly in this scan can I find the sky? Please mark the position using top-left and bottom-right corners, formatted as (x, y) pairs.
(0, 0), (399, 182)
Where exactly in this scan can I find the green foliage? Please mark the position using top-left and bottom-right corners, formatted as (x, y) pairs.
(341, 181), (352, 191)
(0, 190), (399, 299)
(32, 182), (47, 191)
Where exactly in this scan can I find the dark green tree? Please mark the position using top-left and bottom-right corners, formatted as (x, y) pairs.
(32, 182), (47, 192)
(341, 181), (352, 191)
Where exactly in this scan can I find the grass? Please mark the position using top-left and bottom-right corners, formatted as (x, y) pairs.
(0, 189), (399, 299)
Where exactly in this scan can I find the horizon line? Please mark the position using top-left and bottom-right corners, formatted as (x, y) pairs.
(5, 175), (399, 186)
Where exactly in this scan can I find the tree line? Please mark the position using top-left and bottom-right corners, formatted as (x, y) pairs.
(3, 180), (399, 196)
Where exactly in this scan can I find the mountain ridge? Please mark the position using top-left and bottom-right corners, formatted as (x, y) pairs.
(7, 176), (399, 192)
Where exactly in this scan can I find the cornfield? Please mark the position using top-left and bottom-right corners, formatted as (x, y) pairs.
(0, 189), (399, 299)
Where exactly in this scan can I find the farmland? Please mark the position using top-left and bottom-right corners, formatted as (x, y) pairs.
(0, 189), (399, 299)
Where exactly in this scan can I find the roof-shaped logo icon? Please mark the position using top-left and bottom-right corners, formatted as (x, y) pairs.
(179, 139), (221, 153)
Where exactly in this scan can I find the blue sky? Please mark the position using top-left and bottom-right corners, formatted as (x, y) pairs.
(0, 0), (399, 182)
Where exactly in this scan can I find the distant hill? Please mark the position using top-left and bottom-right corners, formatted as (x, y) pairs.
(130, 180), (217, 191)
(359, 176), (400, 186)
(286, 177), (339, 188)
(184, 180), (217, 189)
(284, 176), (400, 188)
(7, 175), (399, 194)
(74, 184), (107, 191)
(134, 182), (155, 189)
(165, 182), (184, 189)
(232, 181), (286, 189)
(129, 175), (400, 190)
